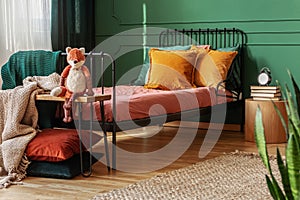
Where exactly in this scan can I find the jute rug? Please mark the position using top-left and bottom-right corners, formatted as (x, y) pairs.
(93, 151), (281, 200)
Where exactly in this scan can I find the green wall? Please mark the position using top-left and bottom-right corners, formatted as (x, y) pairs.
(95, 0), (300, 96)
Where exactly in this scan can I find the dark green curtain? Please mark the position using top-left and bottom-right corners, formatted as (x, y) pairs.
(51, 0), (95, 53)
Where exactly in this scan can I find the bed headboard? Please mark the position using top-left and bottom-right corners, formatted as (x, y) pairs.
(159, 28), (246, 100)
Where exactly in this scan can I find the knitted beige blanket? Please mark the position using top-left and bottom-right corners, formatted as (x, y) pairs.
(0, 82), (42, 188)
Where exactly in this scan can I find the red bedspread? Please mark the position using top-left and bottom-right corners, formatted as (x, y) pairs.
(80, 85), (229, 123)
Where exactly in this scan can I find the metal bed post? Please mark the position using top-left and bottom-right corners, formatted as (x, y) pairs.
(89, 51), (116, 171)
(215, 28), (218, 48)
(190, 29), (193, 44)
(88, 51), (94, 174)
(109, 53), (117, 170)
(99, 52), (111, 171)
(239, 29), (246, 132)
(182, 29), (185, 45)
(74, 51), (114, 175)
(233, 28), (236, 47)
(99, 53), (116, 170)
(224, 28), (227, 47)
(206, 28), (210, 46)
(198, 29), (201, 44)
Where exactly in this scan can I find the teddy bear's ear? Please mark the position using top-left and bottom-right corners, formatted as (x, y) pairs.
(66, 47), (72, 54)
(79, 47), (85, 55)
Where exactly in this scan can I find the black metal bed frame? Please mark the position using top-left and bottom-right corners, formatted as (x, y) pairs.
(80, 28), (247, 170)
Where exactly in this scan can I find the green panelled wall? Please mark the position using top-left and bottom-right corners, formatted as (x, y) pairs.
(95, 0), (300, 96)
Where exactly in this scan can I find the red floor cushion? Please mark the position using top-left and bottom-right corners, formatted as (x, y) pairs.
(26, 128), (102, 162)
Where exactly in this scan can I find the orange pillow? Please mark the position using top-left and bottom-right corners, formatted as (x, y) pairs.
(26, 128), (102, 162)
(144, 48), (197, 90)
(194, 49), (238, 87)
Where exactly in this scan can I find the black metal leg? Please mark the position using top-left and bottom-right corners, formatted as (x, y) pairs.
(112, 121), (116, 170)
(78, 102), (93, 177)
(100, 101), (110, 171)
(78, 103), (83, 175)
(88, 102), (93, 175)
(79, 102), (92, 177)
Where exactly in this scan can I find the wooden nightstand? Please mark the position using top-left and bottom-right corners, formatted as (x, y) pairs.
(245, 98), (287, 144)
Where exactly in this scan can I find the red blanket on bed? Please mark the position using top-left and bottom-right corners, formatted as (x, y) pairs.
(79, 85), (230, 123)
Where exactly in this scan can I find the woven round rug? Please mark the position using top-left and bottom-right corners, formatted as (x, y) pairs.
(93, 151), (281, 200)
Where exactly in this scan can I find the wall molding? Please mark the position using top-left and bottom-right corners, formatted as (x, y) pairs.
(97, 31), (300, 37)
(119, 18), (300, 26)
(247, 43), (300, 47)
(111, 0), (121, 23)
(111, 0), (300, 26)
(247, 31), (300, 34)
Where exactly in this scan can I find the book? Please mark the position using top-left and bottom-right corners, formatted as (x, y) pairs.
(250, 85), (280, 90)
(252, 97), (281, 101)
(251, 92), (281, 98)
(251, 88), (281, 94)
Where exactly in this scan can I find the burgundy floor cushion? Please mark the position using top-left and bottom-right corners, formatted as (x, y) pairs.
(26, 128), (103, 179)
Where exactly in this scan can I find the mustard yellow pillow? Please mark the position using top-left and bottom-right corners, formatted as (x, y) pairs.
(194, 49), (238, 87)
(144, 48), (197, 90)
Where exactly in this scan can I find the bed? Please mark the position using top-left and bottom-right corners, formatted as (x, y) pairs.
(78, 28), (246, 170)
(0, 28), (246, 176)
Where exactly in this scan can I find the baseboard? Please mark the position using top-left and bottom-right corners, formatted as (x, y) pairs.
(164, 121), (242, 132)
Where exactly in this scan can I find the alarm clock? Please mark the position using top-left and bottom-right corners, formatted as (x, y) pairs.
(257, 67), (271, 86)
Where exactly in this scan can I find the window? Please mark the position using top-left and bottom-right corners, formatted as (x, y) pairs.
(0, 0), (52, 67)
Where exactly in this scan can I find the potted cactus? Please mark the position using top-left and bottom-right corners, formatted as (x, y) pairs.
(254, 71), (300, 200)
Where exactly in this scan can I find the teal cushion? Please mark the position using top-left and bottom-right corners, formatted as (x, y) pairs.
(217, 44), (240, 52)
(133, 45), (191, 85)
(27, 152), (102, 179)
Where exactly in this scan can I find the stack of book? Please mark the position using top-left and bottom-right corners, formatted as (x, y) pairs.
(250, 85), (281, 101)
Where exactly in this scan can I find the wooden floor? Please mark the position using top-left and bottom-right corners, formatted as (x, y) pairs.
(2, 122), (286, 200)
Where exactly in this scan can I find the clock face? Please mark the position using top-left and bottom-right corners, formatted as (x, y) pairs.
(258, 73), (270, 85)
